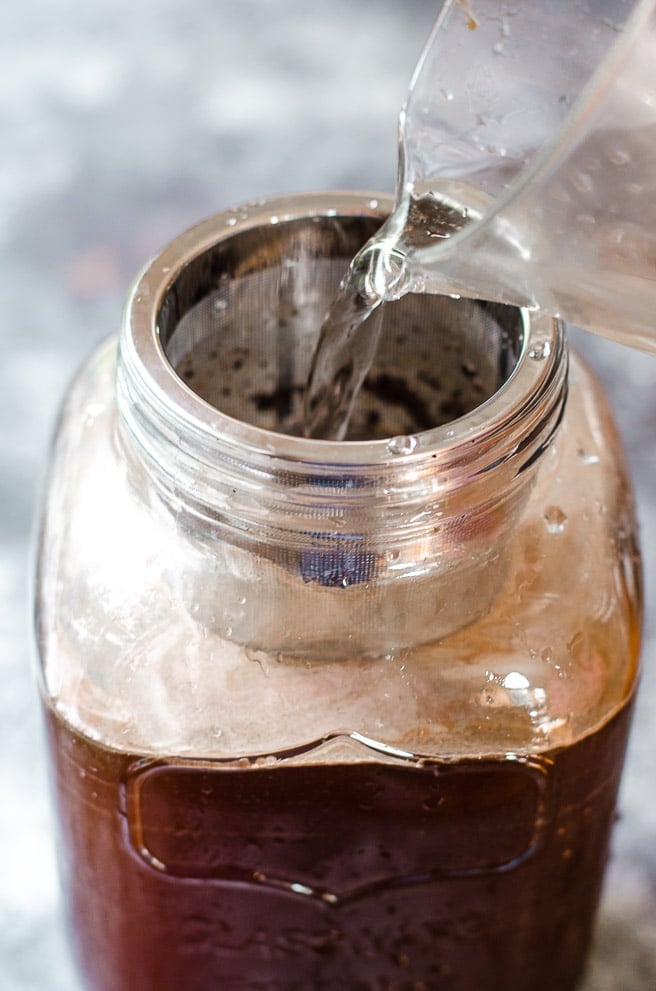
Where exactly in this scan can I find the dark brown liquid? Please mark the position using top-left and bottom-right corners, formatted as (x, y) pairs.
(45, 697), (633, 991)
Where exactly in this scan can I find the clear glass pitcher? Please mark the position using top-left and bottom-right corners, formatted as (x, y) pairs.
(35, 192), (641, 991)
(393, 0), (656, 351)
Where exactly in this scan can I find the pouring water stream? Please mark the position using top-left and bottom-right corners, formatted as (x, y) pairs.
(304, 0), (656, 440)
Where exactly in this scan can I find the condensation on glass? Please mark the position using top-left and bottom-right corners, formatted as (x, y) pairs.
(35, 193), (642, 991)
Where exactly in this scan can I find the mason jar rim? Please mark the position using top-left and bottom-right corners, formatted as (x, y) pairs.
(119, 191), (566, 481)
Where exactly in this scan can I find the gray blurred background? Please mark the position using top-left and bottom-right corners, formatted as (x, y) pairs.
(1, 2), (655, 988)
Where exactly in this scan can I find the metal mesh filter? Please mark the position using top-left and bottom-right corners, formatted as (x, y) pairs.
(159, 214), (523, 439)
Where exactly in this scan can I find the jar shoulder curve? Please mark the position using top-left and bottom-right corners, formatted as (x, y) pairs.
(35, 339), (641, 760)
(460, 347), (641, 739)
(521, 346), (641, 619)
(35, 337), (185, 699)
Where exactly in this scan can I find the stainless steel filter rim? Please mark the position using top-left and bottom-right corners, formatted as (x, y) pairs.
(119, 191), (566, 476)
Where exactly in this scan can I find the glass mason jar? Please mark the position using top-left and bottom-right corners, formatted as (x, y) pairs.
(35, 192), (642, 991)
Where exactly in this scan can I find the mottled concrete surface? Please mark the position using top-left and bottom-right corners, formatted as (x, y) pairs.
(1, 2), (655, 988)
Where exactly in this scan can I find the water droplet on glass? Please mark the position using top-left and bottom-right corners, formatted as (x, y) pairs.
(440, 89), (454, 101)
(502, 671), (530, 690)
(255, 754), (277, 768)
(571, 170), (593, 194)
(528, 340), (551, 360)
(226, 216), (237, 227)
(213, 297), (228, 313)
(544, 506), (567, 534)
(551, 184), (571, 205)
(608, 148), (630, 166)
(541, 647), (553, 663)
(368, 198), (379, 209)
(270, 215), (280, 225)
(387, 434), (418, 456)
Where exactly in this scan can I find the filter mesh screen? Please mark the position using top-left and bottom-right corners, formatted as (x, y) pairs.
(160, 215), (523, 440)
